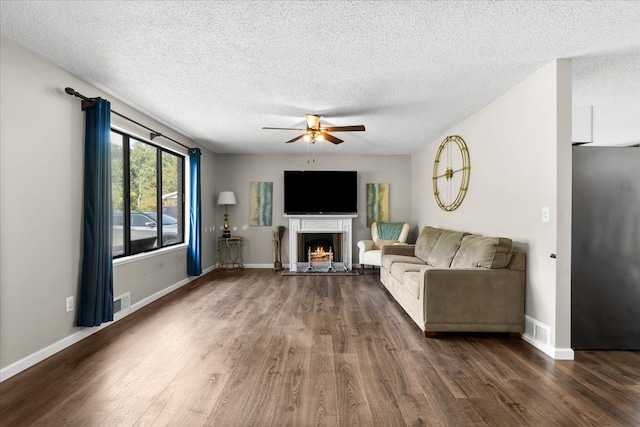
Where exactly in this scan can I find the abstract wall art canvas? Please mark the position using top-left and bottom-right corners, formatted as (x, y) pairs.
(366, 183), (389, 226)
(249, 182), (273, 226)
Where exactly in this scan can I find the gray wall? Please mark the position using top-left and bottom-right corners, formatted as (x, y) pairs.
(214, 154), (413, 266)
(0, 37), (218, 372)
(412, 60), (573, 356)
(572, 146), (640, 349)
(0, 36), (409, 376)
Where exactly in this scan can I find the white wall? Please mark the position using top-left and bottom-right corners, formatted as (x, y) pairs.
(214, 154), (413, 266)
(411, 60), (573, 358)
(0, 37), (218, 374)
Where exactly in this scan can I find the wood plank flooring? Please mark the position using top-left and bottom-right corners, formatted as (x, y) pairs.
(1, 269), (638, 426)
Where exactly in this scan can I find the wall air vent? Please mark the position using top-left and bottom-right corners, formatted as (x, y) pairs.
(114, 292), (131, 314)
(524, 315), (551, 347)
(525, 318), (535, 337)
(534, 323), (550, 346)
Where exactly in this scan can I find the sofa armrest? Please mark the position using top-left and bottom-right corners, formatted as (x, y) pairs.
(357, 239), (375, 251)
(381, 244), (416, 257)
(357, 239), (375, 261)
(422, 268), (525, 330)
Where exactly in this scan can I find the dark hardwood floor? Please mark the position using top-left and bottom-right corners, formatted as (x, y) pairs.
(1, 269), (638, 426)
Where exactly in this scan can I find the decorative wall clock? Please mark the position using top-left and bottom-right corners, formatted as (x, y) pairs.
(432, 135), (471, 211)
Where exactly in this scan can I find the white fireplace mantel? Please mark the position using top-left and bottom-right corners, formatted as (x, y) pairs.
(286, 214), (356, 272)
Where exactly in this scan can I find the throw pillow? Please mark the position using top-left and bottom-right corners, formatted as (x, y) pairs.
(451, 235), (513, 269)
(373, 239), (398, 250)
(414, 226), (444, 262)
(427, 230), (465, 267)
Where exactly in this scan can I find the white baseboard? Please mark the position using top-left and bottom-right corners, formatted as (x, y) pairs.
(243, 263), (274, 269)
(0, 265), (215, 383)
(552, 347), (575, 360)
(522, 315), (574, 360)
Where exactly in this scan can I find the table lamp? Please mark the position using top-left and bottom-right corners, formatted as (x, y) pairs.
(217, 191), (237, 238)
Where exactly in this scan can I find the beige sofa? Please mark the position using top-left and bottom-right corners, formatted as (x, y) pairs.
(380, 226), (525, 336)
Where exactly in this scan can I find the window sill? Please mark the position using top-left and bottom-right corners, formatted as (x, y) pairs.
(113, 243), (188, 267)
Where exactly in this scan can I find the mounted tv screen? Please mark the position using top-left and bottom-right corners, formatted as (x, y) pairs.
(284, 171), (357, 214)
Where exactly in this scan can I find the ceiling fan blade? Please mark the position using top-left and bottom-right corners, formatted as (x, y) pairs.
(321, 125), (366, 132)
(323, 133), (343, 144)
(263, 126), (307, 131)
(286, 134), (305, 143)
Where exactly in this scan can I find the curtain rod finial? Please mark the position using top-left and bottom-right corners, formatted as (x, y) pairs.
(65, 87), (76, 96)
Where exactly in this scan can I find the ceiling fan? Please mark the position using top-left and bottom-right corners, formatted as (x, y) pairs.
(262, 114), (365, 144)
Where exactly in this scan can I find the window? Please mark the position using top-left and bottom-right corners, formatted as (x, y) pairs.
(111, 129), (184, 257)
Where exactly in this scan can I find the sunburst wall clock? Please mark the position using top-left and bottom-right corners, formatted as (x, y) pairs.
(432, 135), (471, 211)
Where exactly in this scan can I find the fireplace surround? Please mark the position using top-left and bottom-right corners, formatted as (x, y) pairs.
(286, 214), (356, 272)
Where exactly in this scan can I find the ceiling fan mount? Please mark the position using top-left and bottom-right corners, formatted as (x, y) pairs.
(263, 114), (365, 145)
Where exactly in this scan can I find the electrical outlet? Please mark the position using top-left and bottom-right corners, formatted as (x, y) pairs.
(66, 296), (74, 312)
(542, 207), (550, 223)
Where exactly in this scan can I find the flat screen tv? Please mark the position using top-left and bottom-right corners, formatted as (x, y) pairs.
(284, 171), (357, 214)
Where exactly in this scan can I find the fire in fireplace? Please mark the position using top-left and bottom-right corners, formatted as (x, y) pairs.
(297, 233), (343, 263)
(309, 245), (332, 263)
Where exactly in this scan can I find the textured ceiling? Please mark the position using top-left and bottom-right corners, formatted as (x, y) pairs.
(1, 1), (639, 154)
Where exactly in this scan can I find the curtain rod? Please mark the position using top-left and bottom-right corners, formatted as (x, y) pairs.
(64, 87), (191, 151)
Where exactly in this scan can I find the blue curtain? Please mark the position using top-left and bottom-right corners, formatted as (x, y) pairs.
(187, 148), (202, 276)
(77, 98), (114, 327)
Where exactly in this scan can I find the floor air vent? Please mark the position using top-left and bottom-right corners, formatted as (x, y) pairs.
(524, 318), (535, 337)
(525, 315), (551, 346)
(114, 292), (131, 314)
(534, 323), (550, 345)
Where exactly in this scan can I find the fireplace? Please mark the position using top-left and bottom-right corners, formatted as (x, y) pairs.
(297, 233), (343, 263)
(286, 214), (356, 272)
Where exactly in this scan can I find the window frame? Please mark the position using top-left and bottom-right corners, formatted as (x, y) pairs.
(111, 128), (185, 259)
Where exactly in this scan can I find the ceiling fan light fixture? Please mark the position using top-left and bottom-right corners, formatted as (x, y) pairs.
(306, 114), (321, 130)
(263, 114), (364, 146)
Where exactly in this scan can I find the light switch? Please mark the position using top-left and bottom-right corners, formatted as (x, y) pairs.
(542, 207), (550, 223)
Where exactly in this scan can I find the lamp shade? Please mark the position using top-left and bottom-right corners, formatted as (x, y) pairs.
(217, 191), (237, 205)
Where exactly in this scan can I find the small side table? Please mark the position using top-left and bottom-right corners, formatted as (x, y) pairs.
(217, 236), (244, 270)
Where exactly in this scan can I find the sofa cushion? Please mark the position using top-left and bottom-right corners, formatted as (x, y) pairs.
(390, 262), (425, 282)
(414, 226), (444, 262)
(451, 235), (513, 269)
(507, 250), (526, 271)
(427, 230), (465, 267)
(373, 238), (398, 250)
(402, 272), (421, 299)
(381, 255), (426, 271)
